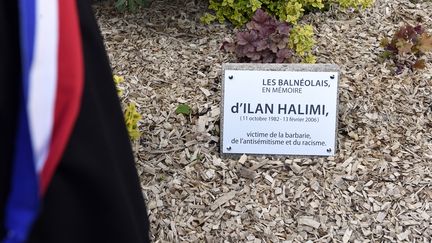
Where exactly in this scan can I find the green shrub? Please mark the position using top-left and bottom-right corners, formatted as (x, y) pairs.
(115, 0), (150, 11)
(202, 0), (374, 26)
(289, 24), (315, 63)
(336, 0), (373, 8)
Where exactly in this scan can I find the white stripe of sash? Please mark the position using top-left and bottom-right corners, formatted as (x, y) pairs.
(28, 0), (59, 173)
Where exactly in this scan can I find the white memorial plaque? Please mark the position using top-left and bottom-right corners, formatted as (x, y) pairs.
(221, 63), (339, 156)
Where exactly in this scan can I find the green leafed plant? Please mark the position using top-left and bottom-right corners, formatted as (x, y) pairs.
(221, 9), (315, 63)
(289, 24), (316, 63)
(380, 24), (432, 73)
(124, 103), (142, 140)
(204, 0), (374, 26)
(115, 0), (150, 11)
(113, 75), (124, 96)
(335, 0), (373, 8)
(175, 104), (192, 116)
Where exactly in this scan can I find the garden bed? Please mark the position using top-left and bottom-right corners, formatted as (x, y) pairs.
(95, 0), (432, 241)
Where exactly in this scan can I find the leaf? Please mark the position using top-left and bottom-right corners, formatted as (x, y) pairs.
(275, 48), (292, 63)
(262, 55), (274, 63)
(380, 50), (393, 59)
(269, 33), (283, 44)
(247, 21), (276, 37)
(277, 23), (291, 35)
(276, 48), (292, 60)
(289, 24), (315, 56)
(261, 50), (274, 63)
(414, 25), (424, 35)
(176, 104), (192, 115)
(385, 42), (398, 54)
(250, 0), (262, 12)
(113, 75), (124, 84)
(417, 33), (432, 53)
(236, 44), (255, 57)
(254, 39), (268, 51)
(275, 57), (284, 63)
(396, 39), (413, 54)
(200, 13), (217, 24)
(124, 103), (141, 140)
(251, 9), (271, 25)
(269, 42), (278, 53)
(245, 51), (261, 60)
(115, 0), (127, 10)
(257, 24), (277, 37)
(303, 54), (316, 64)
(221, 39), (235, 53)
(380, 38), (390, 47)
(128, 0), (136, 11)
(277, 37), (289, 49)
(278, 49), (294, 63)
(113, 75), (124, 96)
(247, 9), (277, 36)
(395, 25), (416, 41)
(236, 31), (258, 45)
(412, 59), (426, 69)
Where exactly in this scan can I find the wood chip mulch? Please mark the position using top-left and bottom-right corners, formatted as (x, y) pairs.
(95, 0), (432, 242)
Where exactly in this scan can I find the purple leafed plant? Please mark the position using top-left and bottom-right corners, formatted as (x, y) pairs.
(222, 9), (294, 63)
(381, 24), (432, 73)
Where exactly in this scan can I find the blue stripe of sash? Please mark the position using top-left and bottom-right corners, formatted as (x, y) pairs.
(18, 0), (36, 97)
(2, 0), (41, 242)
(3, 102), (39, 243)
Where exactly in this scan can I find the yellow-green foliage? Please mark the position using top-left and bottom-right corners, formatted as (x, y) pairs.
(207, 0), (259, 26)
(200, 13), (217, 24)
(124, 103), (142, 141)
(335, 0), (373, 8)
(204, 0), (374, 26)
(113, 75), (142, 140)
(261, 0), (323, 24)
(289, 24), (316, 63)
(113, 75), (124, 96)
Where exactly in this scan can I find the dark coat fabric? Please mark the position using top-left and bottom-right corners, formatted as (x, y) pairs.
(0, 1), (151, 242)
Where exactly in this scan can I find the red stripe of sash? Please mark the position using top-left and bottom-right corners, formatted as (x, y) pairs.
(40, 0), (84, 195)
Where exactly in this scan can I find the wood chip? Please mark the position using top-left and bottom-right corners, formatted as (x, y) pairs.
(210, 190), (237, 210)
(239, 167), (256, 179)
(238, 154), (247, 164)
(342, 228), (353, 243)
(397, 230), (411, 241)
(298, 217), (320, 229)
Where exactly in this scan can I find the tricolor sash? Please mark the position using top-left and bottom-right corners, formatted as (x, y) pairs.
(3, 0), (84, 242)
